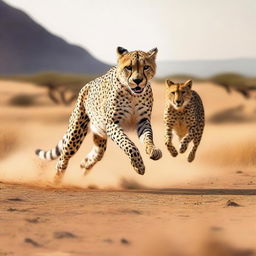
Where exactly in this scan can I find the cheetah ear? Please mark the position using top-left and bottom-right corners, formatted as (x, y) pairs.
(184, 80), (192, 89)
(117, 46), (128, 57)
(166, 80), (175, 87)
(148, 47), (158, 58)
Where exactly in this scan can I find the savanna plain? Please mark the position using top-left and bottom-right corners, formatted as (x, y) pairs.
(0, 79), (256, 256)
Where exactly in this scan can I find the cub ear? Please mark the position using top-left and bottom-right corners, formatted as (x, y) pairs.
(184, 80), (192, 89)
(148, 47), (158, 58)
(166, 80), (175, 87)
(117, 46), (128, 57)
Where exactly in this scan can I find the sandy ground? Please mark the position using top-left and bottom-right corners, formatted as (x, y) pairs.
(0, 80), (256, 255)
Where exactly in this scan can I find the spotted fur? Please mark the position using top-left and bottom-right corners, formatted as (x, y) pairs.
(35, 47), (162, 182)
(164, 80), (205, 162)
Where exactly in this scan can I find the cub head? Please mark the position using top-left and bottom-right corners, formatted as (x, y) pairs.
(166, 80), (193, 109)
(116, 47), (158, 94)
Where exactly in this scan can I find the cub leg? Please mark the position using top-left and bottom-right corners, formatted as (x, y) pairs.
(164, 109), (178, 157)
(179, 127), (196, 154)
(165, 127), (178, 157)
(188, 130), (203, 162)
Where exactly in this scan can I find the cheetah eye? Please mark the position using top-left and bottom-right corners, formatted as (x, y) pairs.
(144, 65), (150, 70)
(171, 92), (175, 95)
(125, 65), (132, 71)
(181, 91), (186, 95)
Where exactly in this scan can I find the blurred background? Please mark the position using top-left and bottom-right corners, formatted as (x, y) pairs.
(0, 1), (256, 255)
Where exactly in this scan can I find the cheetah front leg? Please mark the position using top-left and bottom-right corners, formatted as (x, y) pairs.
(137, 118), (162, 160)
(80, 133), (107, 174)
(164, 109), (178, 157)
(164, 125), (179, 157)
(106, 123), (145, 175)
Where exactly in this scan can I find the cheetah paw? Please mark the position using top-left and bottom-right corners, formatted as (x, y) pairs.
(149, 148), (162, 160)
(187, 152), (195, 162)
(179, 144), (188, 154)
(80, 158), (95, 170)
(133, 163), (145, 175)
(168, 146), (178, 157)
(54, 170), (65, 185)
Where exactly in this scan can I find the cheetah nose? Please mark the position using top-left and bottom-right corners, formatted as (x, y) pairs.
(133, 78), (143, 85)
(176, 100), (181, 104)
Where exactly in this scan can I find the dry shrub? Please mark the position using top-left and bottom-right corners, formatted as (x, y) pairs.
(8, 93), (37, 107)
(202, 140), (256, 167)
(0, 127), (19, 159)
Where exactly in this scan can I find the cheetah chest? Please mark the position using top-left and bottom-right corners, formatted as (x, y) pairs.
(173, 119), (188, 139)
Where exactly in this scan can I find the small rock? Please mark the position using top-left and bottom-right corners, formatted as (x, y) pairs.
(225, 200), (241, 207)
(7, 208), (17, 212)
(236, 170), (243, 174)
(24, 238), (41, 247)
(25, 217), (40, 224)
(120, 238), (130, 245)
(211, 226), (223, 231)
(54, 231), (77, 239)
(103, 238), (113, 243)
(7, 198), (23, 202)
(121, 209), (142, 215)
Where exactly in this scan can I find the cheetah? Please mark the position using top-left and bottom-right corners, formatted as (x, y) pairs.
(164, 79), (205, 162)
(35, 47), (162, 181)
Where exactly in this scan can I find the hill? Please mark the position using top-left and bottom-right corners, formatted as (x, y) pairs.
(0, 0), (110, 75)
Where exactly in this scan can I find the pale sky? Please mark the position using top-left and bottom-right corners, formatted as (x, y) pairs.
(4, 0), (256, 64)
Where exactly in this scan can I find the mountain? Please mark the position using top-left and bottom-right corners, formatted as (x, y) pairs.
(157, 58), (256, 78)
(0, 0), (110, 75)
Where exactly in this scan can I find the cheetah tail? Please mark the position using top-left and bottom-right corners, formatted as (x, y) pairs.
(35, 138), (64, 160)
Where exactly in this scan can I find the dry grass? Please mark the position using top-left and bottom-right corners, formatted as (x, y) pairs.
(202, 140), (256, 167)
(0, 127), (19, 160)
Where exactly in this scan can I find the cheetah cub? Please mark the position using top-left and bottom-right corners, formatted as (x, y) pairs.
(164, 80), (205, 162)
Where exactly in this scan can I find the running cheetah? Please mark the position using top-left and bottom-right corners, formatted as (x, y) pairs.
(36, 47), (162, 181)
(164, 80), (204, 162)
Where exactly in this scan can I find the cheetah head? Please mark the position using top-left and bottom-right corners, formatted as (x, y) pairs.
(116, 47), (158, 94)
(166, 80), (193, 110)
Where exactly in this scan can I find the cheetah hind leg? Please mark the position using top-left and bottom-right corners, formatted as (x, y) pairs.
(54, 113), (90, 184)
(80, 134), (107, 175)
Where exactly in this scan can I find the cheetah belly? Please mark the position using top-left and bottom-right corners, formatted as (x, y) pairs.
(173, 120), (188, 140)
(90, 122), (107, 139)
